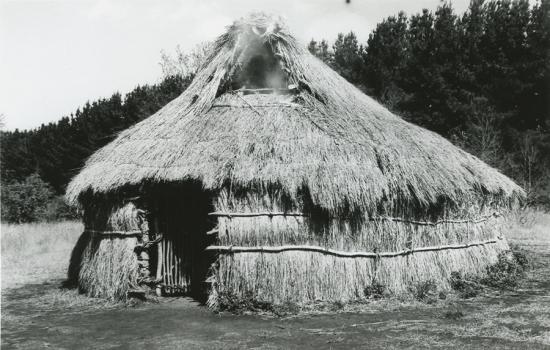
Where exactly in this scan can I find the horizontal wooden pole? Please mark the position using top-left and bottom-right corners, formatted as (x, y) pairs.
(384, 214), (500, 226)
(235, 87), (295, 93)
(208, 211), (501, 226)
(85, 229), (143, 238)
(208, 211), (307, 218)
(204, 238), (501, 258)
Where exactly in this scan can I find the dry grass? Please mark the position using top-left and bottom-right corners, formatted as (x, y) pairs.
(1, 220), (126, 309)
(505, 208), (550, 245)
(1, 221), (121, 321)
(1, 221), (82, 289)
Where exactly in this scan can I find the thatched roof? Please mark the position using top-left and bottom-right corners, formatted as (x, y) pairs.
(66, 13), (523, 213)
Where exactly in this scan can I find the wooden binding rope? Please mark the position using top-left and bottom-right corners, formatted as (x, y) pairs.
(135, 234), (163, 249)
(205, 238), (502, 258)
(207, 211), (501, 226)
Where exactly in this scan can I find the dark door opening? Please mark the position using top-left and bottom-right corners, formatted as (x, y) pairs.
(151, 182), (216, 302)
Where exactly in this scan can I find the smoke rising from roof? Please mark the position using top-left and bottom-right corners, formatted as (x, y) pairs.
(228, 24), (288, 90)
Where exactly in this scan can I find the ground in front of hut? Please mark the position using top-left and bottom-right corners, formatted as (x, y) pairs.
(2, 216), (550, 350)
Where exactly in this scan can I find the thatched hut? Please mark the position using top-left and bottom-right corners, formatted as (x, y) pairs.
(66, 14), (523, 306)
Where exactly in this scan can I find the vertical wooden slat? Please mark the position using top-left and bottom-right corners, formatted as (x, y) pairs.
(178, 248), (182, 289)
(177, 230), (180, 292)
(180, 232), (185, 290)
(163, 239), (168, 292)
(180, 253), (183, 289)
(158, 221), (195, 294)
(168, 239), (173, 292)
(166, 239), (170, 294)
(184, 232), (187, 289)
(181, 253), (184, 289)
(174, 244), (180, 287)
(155, 215), (162, 297)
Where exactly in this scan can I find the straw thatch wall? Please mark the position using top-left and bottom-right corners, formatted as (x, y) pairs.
(206, 188), (509, 307)
(75, 201), (146, 300)
(209, 243), (507, 306)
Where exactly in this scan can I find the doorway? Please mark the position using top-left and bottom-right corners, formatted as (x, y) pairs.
(152, 182), (216, 300)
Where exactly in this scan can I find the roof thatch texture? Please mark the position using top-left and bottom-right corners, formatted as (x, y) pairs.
(66, 13), (523, 214)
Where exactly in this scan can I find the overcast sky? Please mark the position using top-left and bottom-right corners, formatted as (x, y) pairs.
(0, 0), (472, 131)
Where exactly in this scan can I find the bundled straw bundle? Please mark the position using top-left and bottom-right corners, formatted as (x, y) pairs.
(76, 201), (144, 300)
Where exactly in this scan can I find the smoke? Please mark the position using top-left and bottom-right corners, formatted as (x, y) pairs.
(231, 29), (288, 90)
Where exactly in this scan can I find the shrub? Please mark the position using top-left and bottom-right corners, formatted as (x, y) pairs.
(363, 281), (386, 299)
(1, 174), (54, 223)
(43, 195), (81, 221)
(481, 251), (528, 289)
(410, 280), (438, 303)
(215, 291), (301, 316)
(450, 248), (529, 297)
(510, 245), (529, 270)
(272, 302), (300, 317)
(449, 271), (481, 299)
(1, 174), (80, 223)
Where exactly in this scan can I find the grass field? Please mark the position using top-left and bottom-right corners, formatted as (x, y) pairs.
(505, 208), (550, 244)
(1, 212), (549, 349)
(1, 221), (83, 289)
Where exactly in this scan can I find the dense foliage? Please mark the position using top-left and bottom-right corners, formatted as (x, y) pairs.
(1, 0), (549, 222)
(1, 75), (192, 193)
(309, 0), (550, 206)
(0, 174), (77, 223)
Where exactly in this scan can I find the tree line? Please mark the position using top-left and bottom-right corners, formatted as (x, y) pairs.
(1, 0), (549, 222)
(1, 75), (192, 222)
(309, 0), (549, 206)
